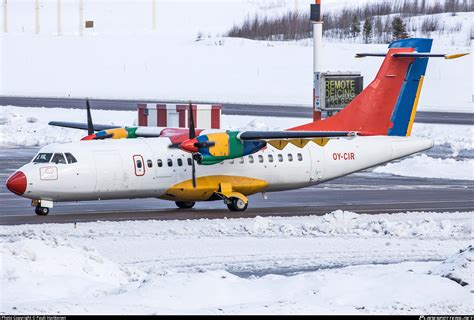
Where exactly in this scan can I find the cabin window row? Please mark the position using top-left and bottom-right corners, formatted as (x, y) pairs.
(228, 153), (303, 164)
(153, 153), (303, 168)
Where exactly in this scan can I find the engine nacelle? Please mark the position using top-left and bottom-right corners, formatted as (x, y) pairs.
(181, 131), (266, 165)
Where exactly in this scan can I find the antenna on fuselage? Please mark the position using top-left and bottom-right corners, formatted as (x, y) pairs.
(86, 98), (94, 135)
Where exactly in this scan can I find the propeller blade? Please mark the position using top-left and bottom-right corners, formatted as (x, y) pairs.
(188, 102), (196, 139)
(86, 99), (94, 135)
(191, 158), (196, 188)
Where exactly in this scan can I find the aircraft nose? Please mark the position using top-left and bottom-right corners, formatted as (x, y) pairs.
(6, 171), (27, 195)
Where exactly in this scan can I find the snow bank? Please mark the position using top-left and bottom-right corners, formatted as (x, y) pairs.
(373, 154), (474, 181)
(1, 230), (143, 309)
(431, 245), (474, 290)
(1, 210), (472, 314)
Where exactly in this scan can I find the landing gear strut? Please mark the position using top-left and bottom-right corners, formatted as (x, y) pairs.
(35, 206), (49, 216)
(226, 197), (248, 212)
(175, 201), (196, 209)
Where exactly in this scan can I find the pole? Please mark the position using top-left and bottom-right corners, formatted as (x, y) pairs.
(79, 0), (84, 36)
(35, 0), (40, 34)
(57, 0), (61, 35)
(152, 0), (156, 30)
(311, 0), (323, 121)
(2, 0), (7, 33)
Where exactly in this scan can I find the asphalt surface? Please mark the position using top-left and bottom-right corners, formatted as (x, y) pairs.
(1, 96), (473, 125)
(1, 147), (473, 226)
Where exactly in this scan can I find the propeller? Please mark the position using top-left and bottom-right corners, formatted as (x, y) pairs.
(188, 103), (197, 188)
(168, 102), (216, 188)
(86, 98), (94, 135)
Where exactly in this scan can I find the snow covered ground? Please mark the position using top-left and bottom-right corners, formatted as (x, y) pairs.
(0, 1), (472, 112)
(1, 105), (472, 181)
(1, 210), (472, 314)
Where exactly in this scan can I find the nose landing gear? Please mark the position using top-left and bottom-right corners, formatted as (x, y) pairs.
(35, 206), (50, 216)
(32, 199), (53, 216)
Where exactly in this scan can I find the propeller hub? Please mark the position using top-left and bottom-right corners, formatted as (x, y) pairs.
(180, 138), (199, 153)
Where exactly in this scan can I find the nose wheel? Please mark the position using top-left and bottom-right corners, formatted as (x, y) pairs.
(35, 206), (50, 216)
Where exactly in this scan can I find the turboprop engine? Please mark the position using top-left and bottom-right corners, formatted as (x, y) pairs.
(179, 131), (267, 165)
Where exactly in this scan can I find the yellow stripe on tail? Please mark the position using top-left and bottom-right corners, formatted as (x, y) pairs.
(407, 75), (424, 136)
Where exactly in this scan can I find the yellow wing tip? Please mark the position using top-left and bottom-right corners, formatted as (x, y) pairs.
(445, 53), (470, 59)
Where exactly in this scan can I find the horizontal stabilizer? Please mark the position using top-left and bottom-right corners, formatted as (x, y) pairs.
(238, 131), (359, 140)
(356, 52), (469, 59)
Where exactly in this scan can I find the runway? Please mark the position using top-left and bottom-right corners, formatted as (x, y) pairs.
(1, 147), (473, 226)
(1, 96), (473, 125)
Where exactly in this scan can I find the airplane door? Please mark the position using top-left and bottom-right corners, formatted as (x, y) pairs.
(133, 155), (145, 176)
(94, 151), (123, 192)
(309, 146), (324, 182)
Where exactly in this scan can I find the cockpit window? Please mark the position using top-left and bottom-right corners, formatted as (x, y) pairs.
(65, 153), (77, 164)
(51, 153), (67, 164)
(33, 153), (53, 163)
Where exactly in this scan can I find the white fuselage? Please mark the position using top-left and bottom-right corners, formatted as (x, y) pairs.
(14, 135), (433, 203)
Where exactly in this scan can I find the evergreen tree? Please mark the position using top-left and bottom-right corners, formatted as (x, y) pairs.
(363, 17), (373, 43)
(391, 16), (409, 40)
(350, 15), (361, 38)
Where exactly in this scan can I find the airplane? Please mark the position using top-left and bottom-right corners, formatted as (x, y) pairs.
(5, 38), (468, 215)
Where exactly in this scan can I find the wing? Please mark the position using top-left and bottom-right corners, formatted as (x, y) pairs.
(48, 121), (120, 131)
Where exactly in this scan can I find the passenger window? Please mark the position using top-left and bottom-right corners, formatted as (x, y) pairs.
(157, 159), (163, 167)
(136, 159), (143, 169)
(33, 153), (53, 163)
(177, 158), (183, 166)
(239, 158), (244, 164)
(147, 160), (153, 168)
(268, 154), (273, 163)
(51, 153), (66, 164)
(258, 155), (264, 163)
(288, 154), (293, 162)
(297, 153), (303, 161)
(65, 153), (77, 164)
(248, 155), (254, 163)
(278, 154), (283, 162)
(187, 158), (192, 166)
(167, 159), (173, 167)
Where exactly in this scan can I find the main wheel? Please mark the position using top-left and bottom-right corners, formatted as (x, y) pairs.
(35, 206), (49, 216)
(175, 201), (196, 209)
(226, 198), (248, 212)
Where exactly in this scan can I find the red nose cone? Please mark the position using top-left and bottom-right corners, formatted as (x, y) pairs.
(180, 138), (199, 153)
(6, 171), (27, 195)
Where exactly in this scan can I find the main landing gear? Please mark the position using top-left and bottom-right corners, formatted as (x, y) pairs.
(175, 197), (249, 212)
(226, 197), (248, 212)
(175, 201), (196, 209)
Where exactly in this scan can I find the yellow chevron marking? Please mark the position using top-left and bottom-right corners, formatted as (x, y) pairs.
(290, 139), (310, 148)
(445, 53), (469, 59)
(312, 138), (329, 147)
(268, 140), (290, 150)
(161, 175), (268, 202)
(407, 75), (424, 136)
(208, 132), (229, 156)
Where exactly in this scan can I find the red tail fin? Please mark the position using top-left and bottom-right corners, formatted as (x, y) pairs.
(289, 47), (415, 135)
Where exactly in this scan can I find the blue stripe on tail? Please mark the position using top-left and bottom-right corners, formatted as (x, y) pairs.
(388, 38), (433, 136)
